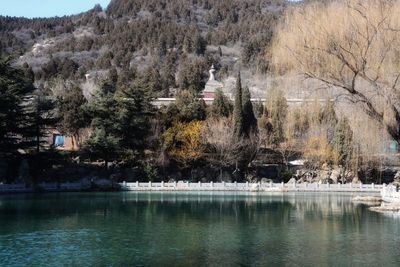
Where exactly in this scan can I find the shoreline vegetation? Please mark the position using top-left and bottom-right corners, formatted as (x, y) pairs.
(2, 55), (400, 188)
(1, 0), (400, 190)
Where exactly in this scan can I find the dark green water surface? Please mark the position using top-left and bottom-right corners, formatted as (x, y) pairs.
(0, 192), (399, 267)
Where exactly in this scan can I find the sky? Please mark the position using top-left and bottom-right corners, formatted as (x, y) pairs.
(0, 0), (112, 18)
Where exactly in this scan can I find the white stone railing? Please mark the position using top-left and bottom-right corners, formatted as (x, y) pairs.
(381, 184), (400, 203)
(0, 181), (383, 193)
(151, 98), (332, 108)
(119, 181), (382, 192)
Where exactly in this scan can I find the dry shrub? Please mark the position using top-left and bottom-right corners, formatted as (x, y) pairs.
(265, 84), (288, 145)
(281, 100), (338, 168)
(201, 117), (260, 174)
(303, 135), (335, 168)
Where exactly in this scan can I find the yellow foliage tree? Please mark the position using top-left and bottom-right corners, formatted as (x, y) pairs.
(162, 121), (204, 167)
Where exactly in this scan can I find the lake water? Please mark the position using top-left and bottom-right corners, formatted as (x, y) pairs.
(0, 192), (399, 266)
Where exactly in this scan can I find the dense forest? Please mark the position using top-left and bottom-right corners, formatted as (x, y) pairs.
(0, 0), (288, 96)
(1, 0), (399, 186)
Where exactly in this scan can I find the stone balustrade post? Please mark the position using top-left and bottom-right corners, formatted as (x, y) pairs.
(136, 181), (139, 187)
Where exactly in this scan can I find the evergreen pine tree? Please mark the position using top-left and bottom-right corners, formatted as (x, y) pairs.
(84, 79), (120, 169)
(23, 91), (58, 153)
(242, 86), (257, 135)
(233, 72), (244, 137)
(209, 89), (232, 118)
(0, 58), (35, 154)
(332, 117), (353, 166)
(117, 78), (156, 157)
(175, 90), (207, 122)
(160, 53), (176, 97)
(58, 85), (88, 148)
(177, 55), (205, 93)
(142, 65), (163, 93)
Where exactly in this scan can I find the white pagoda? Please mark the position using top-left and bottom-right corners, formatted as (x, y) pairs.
(202, 65), (223, 99)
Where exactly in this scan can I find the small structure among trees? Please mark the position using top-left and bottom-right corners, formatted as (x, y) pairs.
(201, 65), (224, 99)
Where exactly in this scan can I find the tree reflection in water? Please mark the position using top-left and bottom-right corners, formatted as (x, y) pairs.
(0, 192), (399, 266)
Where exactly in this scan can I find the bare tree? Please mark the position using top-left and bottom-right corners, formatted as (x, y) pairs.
(201, 118), (240, 178)
(201, 118), (260, 180)
(273, 0), (400, 142)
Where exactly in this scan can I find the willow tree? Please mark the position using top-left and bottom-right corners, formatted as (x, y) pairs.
(273, 0), (400, 142)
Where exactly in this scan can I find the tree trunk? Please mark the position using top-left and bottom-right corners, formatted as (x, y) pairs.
(71, 135), (75, 151)
(36, 125), (40, 154)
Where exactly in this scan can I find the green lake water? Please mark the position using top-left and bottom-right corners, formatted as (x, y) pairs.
(0, 192), (399, 267)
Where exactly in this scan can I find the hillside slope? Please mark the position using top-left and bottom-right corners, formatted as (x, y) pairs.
(0, 0), (288, 95)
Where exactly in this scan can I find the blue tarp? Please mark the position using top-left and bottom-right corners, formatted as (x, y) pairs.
(383, 141), (398, 154)
(54, 135), (65, 147)
(389, 142), (398, 154)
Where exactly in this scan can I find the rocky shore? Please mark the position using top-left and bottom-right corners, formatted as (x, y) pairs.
(3, 156), (400, 190)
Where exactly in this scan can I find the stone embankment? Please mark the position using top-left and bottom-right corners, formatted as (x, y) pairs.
(0, 181), (384, 194)
(368, 185), (400, 213)
(294, 165), (358, 184)
(119, 181), (383, 193)
(352, 195), (382, 205)
(0, 179), (117, 194)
